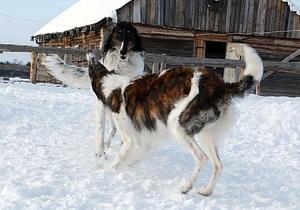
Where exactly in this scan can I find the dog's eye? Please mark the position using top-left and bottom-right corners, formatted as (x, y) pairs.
(127, 29), (132, 34)
(116, 31), (123, 40)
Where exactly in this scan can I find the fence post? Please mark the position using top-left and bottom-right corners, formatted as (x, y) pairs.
(30, 51), (38, 84)
(160, 54), (167, 71)
(152, 62), (160, 73)
(256, 83), (261, 95)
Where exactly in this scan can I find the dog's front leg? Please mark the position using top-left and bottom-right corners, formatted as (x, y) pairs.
(95, 100), (106, 158)
(110, 137), (133, 169)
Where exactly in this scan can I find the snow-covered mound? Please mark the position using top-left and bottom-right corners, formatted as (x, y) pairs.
(0, 80), (299, 210)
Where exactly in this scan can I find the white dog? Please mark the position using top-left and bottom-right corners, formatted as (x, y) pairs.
(86, 45), (263, 196)
(43, 22), (145, 158)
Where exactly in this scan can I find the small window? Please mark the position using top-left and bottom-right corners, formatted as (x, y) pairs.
(205, 41), (227, 76)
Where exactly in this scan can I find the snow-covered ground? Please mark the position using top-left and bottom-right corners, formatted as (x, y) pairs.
(0, 79), (299, 210)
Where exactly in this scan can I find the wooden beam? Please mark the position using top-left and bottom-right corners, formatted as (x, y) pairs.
(281, 49), (300, 62)
(261, 71), (274, 80)
(1, 43), (300, 74)
(195, 34), (228, 42)
(231, 35), (300, 48)
(262, 48), (300, 80)
(30, 52), (37, 84)
(135, 24), (194, 39)
(145, 53), (300, 74)
(0, 44), (98, 56)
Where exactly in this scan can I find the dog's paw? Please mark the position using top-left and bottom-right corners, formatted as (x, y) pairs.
(178, 183), (193, 194)
(110, 162), (119, 170)
(95, 152), (107, 159)
(197, 187), (212, 196)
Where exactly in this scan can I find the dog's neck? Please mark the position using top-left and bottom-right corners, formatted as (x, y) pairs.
(103, 49), (144, 77)
(88, 62), (114, 104)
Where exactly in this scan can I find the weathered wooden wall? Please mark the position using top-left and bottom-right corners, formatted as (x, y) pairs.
(142, 37), (194, 57)
(193, 33), (300, 62)
(31, 0), (300, 96)
(44, 31), (102, 49)
(117, 0), (300, 38)
(261, 72), (300, 97)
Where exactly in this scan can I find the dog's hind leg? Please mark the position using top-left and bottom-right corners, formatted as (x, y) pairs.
(197, 132), (222, 196)
(95, 100), (106, 158)
(172, 129), (207, 194)
(110, 136), (134, 169)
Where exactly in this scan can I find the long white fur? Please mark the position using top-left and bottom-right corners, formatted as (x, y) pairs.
(102, 74), (131, 99)
(100, 45), (263, 195)
(42, 55), (90, 88)
(43, 49), (144, 87)
(103, 50), (144, 78)
(42, 47), (145, 158)
(243, 45), (264, 82)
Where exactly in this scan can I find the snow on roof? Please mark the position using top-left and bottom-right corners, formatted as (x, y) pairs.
(34, 0), (131, 36)
(35, 0), (300, 36)
(282, 0), (300, 15)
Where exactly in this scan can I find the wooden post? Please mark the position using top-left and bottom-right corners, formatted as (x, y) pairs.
(256, 84), (261, 95)
(160, 54), (167, 71)
(64, 54), (73, 65)
(30, 52), (38, 84)
(224, 43), (243, 83)
(194, 37), (206, 58)
(152, 62), (160, 73)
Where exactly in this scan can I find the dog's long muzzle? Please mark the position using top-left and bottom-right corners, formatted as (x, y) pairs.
(120, 41), (128, 60)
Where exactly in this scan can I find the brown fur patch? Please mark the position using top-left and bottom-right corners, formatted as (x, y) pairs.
(88, 62), (112, 105)
(179, 69), (226, 135)
(107, 88), (123, 113)
(123, 67), (194, 130)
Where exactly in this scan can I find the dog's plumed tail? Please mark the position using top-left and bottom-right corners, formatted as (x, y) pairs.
(42, 54), (91, 88)
(224, 45), (263, 98)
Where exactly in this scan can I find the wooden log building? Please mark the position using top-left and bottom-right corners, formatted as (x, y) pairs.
(32, 0), (300, 97)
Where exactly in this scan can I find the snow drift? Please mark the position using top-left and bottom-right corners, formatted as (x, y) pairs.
(0, 79), (299, 210)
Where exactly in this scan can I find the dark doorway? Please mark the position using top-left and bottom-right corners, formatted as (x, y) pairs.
(205, 41), (227, 76)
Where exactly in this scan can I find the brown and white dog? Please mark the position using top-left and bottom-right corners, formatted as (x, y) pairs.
(43, 22), (145, 158)
(87, 45), (263, 196)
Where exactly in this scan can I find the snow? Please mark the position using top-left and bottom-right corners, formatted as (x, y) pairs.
(282, 0), (300, 15)
(0, 79), (300, 210)
(34, 0), (131, 36)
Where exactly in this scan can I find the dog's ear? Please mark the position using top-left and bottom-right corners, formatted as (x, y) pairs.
(86, 50), (97, 65)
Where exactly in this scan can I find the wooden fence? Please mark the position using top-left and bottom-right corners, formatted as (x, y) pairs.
(0, 64), (29, 78)
(1, 43), (300, 83)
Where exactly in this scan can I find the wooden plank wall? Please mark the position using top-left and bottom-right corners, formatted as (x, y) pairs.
(117, 0), (300, 39)
(45, 31), (102, 49)
(260, 72), (300, 97)
(142, 37), (194, 57)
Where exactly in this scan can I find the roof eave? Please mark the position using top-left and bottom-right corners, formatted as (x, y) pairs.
(33, 17), (111, 45)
